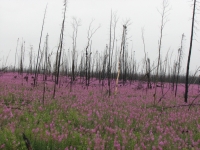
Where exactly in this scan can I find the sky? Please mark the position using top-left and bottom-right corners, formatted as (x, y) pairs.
(0, 0), (200, 75)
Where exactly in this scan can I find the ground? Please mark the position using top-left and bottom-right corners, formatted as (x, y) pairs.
(0, 73), (200, 150)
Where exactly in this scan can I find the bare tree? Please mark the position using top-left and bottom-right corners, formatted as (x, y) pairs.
(71, 17), (81, 81)
(55, 0), (67, 84)
(34, 4), (48, 86)
(115, 24), (127, 95)
(19, 41), (25, 75)
(29, 45), (33, 75)
(101, 45), (108, 87)
(14, 38), (19, 72)
(108, 11), (112, 96)
(106, 11), (119, 96)
(147, 58), (152, 88)
(141, 28), (151, 89)
(154, 0), (170, 104)
(111, 13), (119, 80)
(87, 41), (92, 86)
(175, 34), (184, 97)
(69, 17), (81, 91)
(85, 20), (100, 88)
(172, 61), (177, 91)
(53, 0), (67, 98)
(42, 33), (48, 105)
(185, 0), (197, 103)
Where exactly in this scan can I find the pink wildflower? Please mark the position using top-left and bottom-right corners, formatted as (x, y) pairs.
(0, 144), (5, 149)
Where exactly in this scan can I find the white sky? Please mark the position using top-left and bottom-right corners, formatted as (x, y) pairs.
(0, 0), (200, 74)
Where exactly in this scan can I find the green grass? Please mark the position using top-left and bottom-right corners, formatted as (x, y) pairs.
(0, 95), (90, 150)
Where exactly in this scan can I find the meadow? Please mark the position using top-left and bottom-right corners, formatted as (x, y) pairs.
(0, 72), (200, 150)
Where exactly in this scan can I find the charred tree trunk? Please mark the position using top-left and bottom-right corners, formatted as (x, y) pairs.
(34, 4), (47, 87)
(115, 25), (127, 95)
(175, 34), (184, 97)
(185, 0), (196, 103)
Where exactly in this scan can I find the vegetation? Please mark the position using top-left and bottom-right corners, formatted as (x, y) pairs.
(0, 73), (200, 149)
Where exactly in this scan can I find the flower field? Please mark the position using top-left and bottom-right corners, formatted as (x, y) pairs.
(0, 73), (200, 150)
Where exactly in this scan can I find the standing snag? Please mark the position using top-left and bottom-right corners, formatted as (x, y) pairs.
(185, 0), (197, 103)
(115, 24), (127, 95)
(53, 0), (67, 98)
(154, 0), (170, 104)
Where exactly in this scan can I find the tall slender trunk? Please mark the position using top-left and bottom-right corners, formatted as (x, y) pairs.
(108, 11), (112, 96)
(14, 38), (19, 72)
(34, 4), (47, 87)
(53, 0), (67, 98)
(185, 0), (196, 103)
(115, 25), (126, 95)
(154, 0), (169, 104)
(175, 34), (184, 97)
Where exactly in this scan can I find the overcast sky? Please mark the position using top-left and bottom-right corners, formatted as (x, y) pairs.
(0, 0), (200, 74)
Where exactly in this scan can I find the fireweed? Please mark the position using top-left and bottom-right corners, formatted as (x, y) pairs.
(0, 72), (200, 149)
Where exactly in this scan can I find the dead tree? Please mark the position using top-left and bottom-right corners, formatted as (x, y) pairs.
(160, 50), (169, 95)
(44, 33), (49, 81)
(111, 13), (118, 80)
(154, 0), (169, 104)
(69, 17), (81, 91)
(175, 34), (184, 97)
(87, 42), (92, 86)
(79, 51), (85, 83)
(53, 0), (67, 98)
(19, 42), (25, 75)
(71, 17), (81, 82)
(55, 0), (67, 85)
(85, 20), (100, 88)
(29, 45), (33, 75)
(14, 38), (19, 72)
(147, 58), (152, 88)
(108, 11), (112, 96)
(141, 28), (151, 89)
(34, 4), (47, 86)
(115, 24), (127, 95)
(101, 45), (108, 87)
(185, 0), (196, 103)
(42, 33), (48, 105)
(172, 61), (177, 91)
